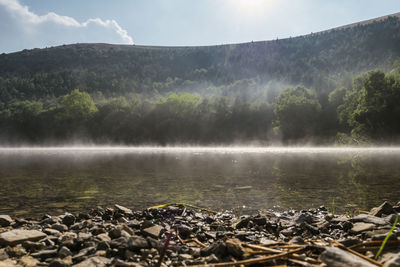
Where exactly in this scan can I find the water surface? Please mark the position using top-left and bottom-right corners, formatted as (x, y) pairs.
(0, 147), (399, 217)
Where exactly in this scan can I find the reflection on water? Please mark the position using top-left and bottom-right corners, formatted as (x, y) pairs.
(0, 147), (399, 216)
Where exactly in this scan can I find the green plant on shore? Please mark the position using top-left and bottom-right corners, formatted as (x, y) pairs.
(375, 215), (398, 260)
(331, 199), (335, 216)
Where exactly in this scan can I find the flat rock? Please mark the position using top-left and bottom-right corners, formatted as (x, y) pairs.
(72, 256), (111, 267)
(350, 222), (375, 234)
(350, 214), (388, 225)
(0, 215), (13, 227)
(114, 204), (133, 215)
(142, 225), (163, 238)
(0, 259), (20, 267)
(18, 255), (39, 267)
(383, 253), (400, 267)
(319, 247), (376, 267)
(49, 256), (73, 267)
(0, 229), (46, 246)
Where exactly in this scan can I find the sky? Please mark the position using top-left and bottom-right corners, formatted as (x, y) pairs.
(0, 0), (400, 53)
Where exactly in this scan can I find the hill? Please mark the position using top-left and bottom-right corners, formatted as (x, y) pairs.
(0, 13), (400, 104)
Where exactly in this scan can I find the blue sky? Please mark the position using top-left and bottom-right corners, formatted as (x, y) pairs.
(1, 0), (400, 53)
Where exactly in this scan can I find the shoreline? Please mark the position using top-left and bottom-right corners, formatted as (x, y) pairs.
(0, 202), (399, 266)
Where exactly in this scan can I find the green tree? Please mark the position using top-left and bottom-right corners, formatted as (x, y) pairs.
(274, 86), (321, 140)
(59, 89), (98, 121)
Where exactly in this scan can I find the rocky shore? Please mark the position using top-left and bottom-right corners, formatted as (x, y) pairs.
(0, 201), (399, 267)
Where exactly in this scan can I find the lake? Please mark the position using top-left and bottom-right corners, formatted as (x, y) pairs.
(0, 147), (399, 217)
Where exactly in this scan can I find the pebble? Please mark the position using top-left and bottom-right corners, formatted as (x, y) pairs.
(0, 201), (397, 266)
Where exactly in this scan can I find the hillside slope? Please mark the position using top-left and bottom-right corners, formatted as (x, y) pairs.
(0, 13), (400, 103)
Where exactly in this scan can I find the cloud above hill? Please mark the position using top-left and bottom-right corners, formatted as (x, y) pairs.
(0, 0), (134, 53)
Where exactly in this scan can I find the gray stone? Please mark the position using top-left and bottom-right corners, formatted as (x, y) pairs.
(44, 228), (62, 236)
(0, 259), (20, 267)
(72, 256), (111, 267)
(319, 247), (376, 267)
(350, 214), (388, 225)
(0, 215), (13, 227)
(62, 213), (76, 226)
(0, 229), (46, 246)
(18, 255), (39, 267)
(350, 222), (375, 234)
(128, 236), (149, 251)
(142, 225), (163, 238)
(383, 253), (400, 267)
(49, 256), (73, 267)
(5, 245), (26, 257)
(113, 259), (143, 267)
(58, 246), (73, 258)
(52, 223), (68, 232)
(31, 249), (58, 260)
(370, 201), (394, 217)
(0, 249), (8, 261)
(22, 240), (46, 252)
(114, 204), (133, 215)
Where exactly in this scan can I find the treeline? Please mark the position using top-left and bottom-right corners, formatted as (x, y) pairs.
(1, 16), (400, 105)
(1, 66), (400, 145)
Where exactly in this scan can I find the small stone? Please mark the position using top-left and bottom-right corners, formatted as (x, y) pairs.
(350, 222), (375, 234)
(0, 249), (8, 261)
(128, 236), (149, 251)
(96, 241), (110, 251)
(114, 204), (133, 215)
(0, 259), (20, 267)
(232, 217), (250, 229)
(113, 259), (143, 267)
(108, 227), (122, 239)
(31, 249), (58, 260)
(205, 254), (219, 263)
(49, 256), (72, 267)
(0, 230), (46, 246)
(44, 228), (62, 236)
(62, 213), (76, 226)
(226, 240), (244, 258)
(0, 215), (13, 227)
(258, 238), (277, 246)
(5, 245), (26, 257)
(72, 256), (111, 267)
(58, 246), (73, 258)
(370, 201), (394, 217)
(18, 255), (39, 267)
(22, 240), (46, 252)
(320, 247), (377, 267)
(52, 223), (68, 232)
(142, 225), (163, 238)
(383, 253), (400, 267)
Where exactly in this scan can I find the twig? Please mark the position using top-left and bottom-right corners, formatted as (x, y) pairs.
(333, 241), (382, 266)
(190, 247), (305, 266)
(176, 229), (207, 248)
(241, 243), (283, 253)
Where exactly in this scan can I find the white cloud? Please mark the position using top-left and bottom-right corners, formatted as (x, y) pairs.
(0, 0), (133, 53)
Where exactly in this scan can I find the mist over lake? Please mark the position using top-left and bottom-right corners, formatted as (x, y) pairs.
(1, 146), (399, 217)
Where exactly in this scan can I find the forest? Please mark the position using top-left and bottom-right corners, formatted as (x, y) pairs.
(1, 15), (400, 145)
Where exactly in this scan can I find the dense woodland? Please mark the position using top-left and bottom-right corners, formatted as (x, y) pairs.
(1, 15), (400, 145)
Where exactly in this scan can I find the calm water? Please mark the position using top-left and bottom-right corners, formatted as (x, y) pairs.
(0, 147), (399, 217)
